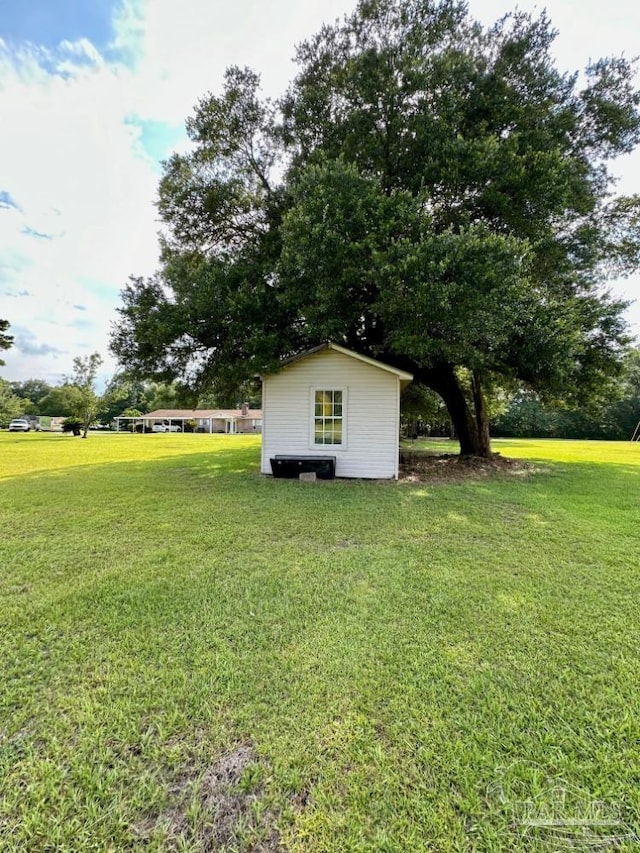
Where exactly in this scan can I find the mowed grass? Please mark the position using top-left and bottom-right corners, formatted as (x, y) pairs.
(0, 432), (639, 851)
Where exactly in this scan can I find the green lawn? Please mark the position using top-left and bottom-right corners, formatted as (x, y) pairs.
(1, 433), (639, 851)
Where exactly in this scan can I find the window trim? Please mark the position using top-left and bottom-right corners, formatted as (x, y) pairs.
(309, 386), (347, 450)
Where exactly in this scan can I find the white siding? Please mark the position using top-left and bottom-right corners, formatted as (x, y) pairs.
(261, 348), (402, 478)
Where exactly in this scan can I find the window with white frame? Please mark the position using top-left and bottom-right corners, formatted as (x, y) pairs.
(313, 389), (344, 445)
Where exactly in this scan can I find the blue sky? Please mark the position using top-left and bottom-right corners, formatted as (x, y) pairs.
(0, 0), (639, 386)
(1, 0), (115, 52)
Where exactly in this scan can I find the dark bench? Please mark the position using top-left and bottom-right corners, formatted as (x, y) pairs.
(270, 455), (336, 480)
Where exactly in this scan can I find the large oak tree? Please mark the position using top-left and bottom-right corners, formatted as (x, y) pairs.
(111, 0), (640, 456)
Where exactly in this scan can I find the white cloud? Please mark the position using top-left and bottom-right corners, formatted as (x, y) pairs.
(0, 35), (160, 383)
(110, 0), (353, 125)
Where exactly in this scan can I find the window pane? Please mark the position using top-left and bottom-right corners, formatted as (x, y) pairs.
(313, 391), (344, 445)
(324, 419), (342, 444)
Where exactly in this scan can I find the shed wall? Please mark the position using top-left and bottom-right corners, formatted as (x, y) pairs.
(261, 349), (401, 478)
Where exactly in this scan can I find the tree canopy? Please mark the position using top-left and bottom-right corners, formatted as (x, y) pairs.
(0, 379), (22, 425)
(10, 379), (52, 408)
(65, 353), (103, 438)
(0, 319), (13, 367)
(111, 0), (640, 456)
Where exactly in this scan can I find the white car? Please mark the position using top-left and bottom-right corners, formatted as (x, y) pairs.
(151, 421), (182, 433)
(9, 418), (31, 432)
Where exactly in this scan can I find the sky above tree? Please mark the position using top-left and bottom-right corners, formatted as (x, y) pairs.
(1, 0), (639, 385)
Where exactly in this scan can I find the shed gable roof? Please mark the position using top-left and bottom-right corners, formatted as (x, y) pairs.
(266, 342), (413, 384)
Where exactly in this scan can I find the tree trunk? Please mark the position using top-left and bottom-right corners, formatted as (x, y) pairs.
(415, 364), (486, 456)
(381, 354), (492, 458)
(471, 370), (492, 457)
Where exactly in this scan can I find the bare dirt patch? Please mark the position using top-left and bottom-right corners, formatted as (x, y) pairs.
(134, 743), (283, 852)
(399, 450), (539, 483)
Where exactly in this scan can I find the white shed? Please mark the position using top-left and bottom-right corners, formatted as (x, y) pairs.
(261, 343), (413, 479)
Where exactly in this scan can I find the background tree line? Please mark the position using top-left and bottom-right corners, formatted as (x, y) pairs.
(2, 346), (638, 440)
(0, 371), (261, 427)
(492, 346), (640, 440)
(0, 313), (261, 429)
(403, 345), (640, 440)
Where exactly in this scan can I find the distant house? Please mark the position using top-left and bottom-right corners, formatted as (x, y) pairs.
(261, 343), (413, 479)
(114, 406), (262, 434)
